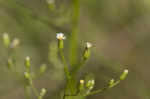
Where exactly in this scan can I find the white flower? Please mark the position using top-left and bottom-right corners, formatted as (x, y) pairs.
(26, 56), (30, 61)
(87, 79), (95, 86)
(86, 79), (95, 90)
(56, 33), (66, 40)
(88, 79), (95, 85)
(80, 80), (85, 84)
(124, 69), (128, 74)
(86, 42), (92, 48)
(40, 88), (47, 96)
(3, 33), (9, 39)
(10, 38), (20, 48)
(91, 79), (95, 85)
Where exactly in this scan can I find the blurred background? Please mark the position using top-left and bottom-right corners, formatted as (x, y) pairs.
(0, 0), (150, 99)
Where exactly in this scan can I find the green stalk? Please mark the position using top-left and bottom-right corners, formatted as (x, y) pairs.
(59, 48), (71, 80)
(65, 1), (80, 98)
(24, 86), (31, 99)
(71, 60), (86, 76)
(31, 82), (39, 98)
(69, 0), (80, 67)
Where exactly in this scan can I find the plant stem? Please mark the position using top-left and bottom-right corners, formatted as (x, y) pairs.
(69, 0), (80, 67)
(59, 48), (70, 80)
(85, 87), (108, 96)
(86, 80), (121, 96)
(24, 85), (31, 99)
(30, 81), (39, 98)
(72, 59), (86, 75)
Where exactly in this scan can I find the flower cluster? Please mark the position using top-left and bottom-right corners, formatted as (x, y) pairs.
(55, 33), (128, 98)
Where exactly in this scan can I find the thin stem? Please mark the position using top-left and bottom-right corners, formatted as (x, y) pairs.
(85, 87), (108, 96)
(71, 59), (86, 75)
(30, 81), (39, 98)
(63, 94), (78, 99)
(86, 80), (121, 97)
(59, 48), (70, 80)
(6, 47), (23, 85)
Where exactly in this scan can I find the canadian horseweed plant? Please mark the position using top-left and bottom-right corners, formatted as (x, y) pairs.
(2, 33), (128, 99)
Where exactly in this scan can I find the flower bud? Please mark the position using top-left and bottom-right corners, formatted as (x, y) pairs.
(79, 80), (85, 91)
(80, 80), (84, 84)
(25, 56), (31, 69)
(39, 88), (47, 99)
(120, 69), (128, 80)
(40, 64), (47, 74)
(7, 58), (13, 69)
(24, 72), (32, 85)
(47, 0), (55, 10)
(86, 79), (95, 90)
(83, 42), (92, 60)
(24, 72), (30, 79)
(86, 42), (92, 49)
(108, 79), (115, 88)
(56, 33), (66, 49)
(3, 33), (10, 48)
(10, 38), (20, 48)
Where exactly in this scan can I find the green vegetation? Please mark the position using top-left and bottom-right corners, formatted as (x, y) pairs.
(0, 0), (149, 99)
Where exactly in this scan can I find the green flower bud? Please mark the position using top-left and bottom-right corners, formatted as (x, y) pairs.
(79, 80), (85, 91)
(40, 64), (47, 74)
(47, 0), (55, 10)
(120, 69), (128, 80)
(83, 49), (90, 60)
(39, 88), (47, 99)
(109, 79), (115, 88)
(7, 58), (13, 69)
(24, 72), (32, 85)
(25, 56), (31, 69)
(83, 42), (92, 60)
(3, 33), (10, 48)
(24, 72), (30, 79)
